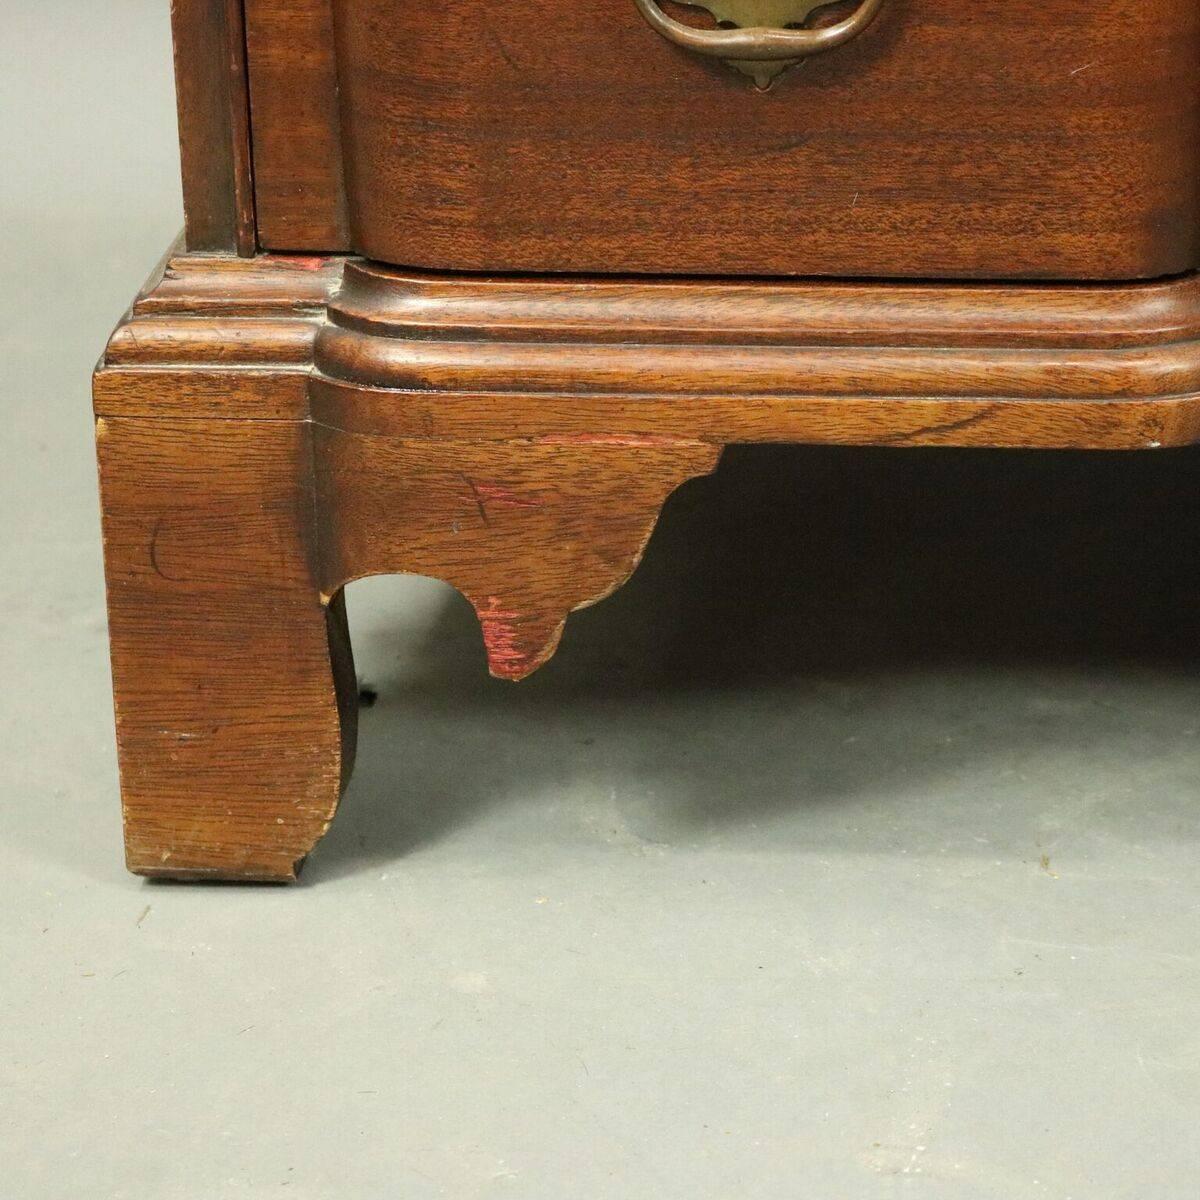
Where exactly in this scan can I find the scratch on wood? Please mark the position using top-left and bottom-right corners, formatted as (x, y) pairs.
(485, 23), (522, 74)
(460, 474), (491, 526)
(880, 406), (1001, 445)
(474, 481), (545, 510)
(148, 517), (176, 581)
(461, 475), (546, 526)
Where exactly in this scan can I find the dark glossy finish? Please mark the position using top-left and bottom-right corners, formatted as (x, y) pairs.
(326, 0), (1200, 278)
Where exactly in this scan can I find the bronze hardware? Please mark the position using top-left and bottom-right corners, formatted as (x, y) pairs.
(633, 0), (885, 88)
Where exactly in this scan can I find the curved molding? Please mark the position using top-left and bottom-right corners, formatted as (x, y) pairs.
(135, 250), (342, 316)
(327, 261), (1200, 349)
(317, 338), (1200, 402)
(102, 249), (343, 372)
(101, 254), (1200, 449)
(314, 261), (1200, 450)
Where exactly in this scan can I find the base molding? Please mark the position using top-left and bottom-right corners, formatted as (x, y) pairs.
(94, 248), (1200, 879)
(312, 259), (1200, 451)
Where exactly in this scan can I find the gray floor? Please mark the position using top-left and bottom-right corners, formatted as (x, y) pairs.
(3, 5), (1200, 1197)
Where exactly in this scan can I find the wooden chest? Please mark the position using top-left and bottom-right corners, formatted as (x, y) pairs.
(97, 0), (1200, 879)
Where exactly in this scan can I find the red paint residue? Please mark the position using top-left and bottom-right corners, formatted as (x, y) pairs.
(259, 255), (332, 272)
(473, 482), (545, 509)
(481, 620), (526, 677)
(477, 597), (542, 680)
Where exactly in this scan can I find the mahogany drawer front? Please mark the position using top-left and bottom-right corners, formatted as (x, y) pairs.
(246, 0), (1200, 280)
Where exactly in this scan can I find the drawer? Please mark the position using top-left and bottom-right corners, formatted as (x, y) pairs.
(246, 0), (1200, 280)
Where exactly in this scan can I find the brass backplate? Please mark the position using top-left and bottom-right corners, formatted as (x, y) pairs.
(678, 0), (834, 87)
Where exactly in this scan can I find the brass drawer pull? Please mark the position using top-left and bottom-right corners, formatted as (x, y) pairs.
(633, 0), (885, 85)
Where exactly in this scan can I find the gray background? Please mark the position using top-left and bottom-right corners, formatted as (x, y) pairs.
(3, 3), (1199, 1196)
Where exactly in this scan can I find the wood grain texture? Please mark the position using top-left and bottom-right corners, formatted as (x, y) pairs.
(312, 261), (1200, 450)
(171, 0), (257, 255)
(96, 252), (341, 420)
(96, 416), (357, 880)
(314, 431), (721, 679)
(96, 253), (352, 879)
(95, 249), (1200, 878)
(244, 0), (351, 250)
(328, 0), (1200, 278)
(136, 250), (343, 315)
